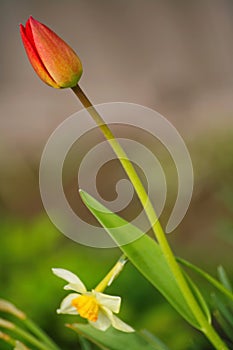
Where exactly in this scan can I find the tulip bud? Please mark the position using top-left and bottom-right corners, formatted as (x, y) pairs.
(20, 17), (83, 88)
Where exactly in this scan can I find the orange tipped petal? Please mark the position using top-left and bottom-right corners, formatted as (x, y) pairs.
(28, 17), (82, 88)
(20, 17), (83, 88)
(20, 23), (59, 88)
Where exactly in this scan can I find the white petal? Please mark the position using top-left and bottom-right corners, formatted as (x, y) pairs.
(58, 293), (79, 315)
(94, 291), (121, 313)
(102, 307), (134, 333)
(88, 309), (111, 331)
(109, 314), (135, 333)
(52, 268), (87, 293)
(64, 283), (85, 292)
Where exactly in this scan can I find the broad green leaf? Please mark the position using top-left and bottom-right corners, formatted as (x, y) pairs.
(68, 324), (170, 350)
(80, 190), (210, 329)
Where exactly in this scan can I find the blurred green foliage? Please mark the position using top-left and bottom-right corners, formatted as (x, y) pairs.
(0, 215), (202, 349)
(0, 132), (233, 350)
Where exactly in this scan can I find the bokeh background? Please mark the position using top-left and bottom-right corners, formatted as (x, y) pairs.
(0, 1), (233, 349)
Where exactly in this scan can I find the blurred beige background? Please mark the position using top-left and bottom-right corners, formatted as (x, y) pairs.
(0, 0), (233, 232)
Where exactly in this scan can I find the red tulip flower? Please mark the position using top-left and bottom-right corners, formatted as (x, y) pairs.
(20, 17), (83, 88)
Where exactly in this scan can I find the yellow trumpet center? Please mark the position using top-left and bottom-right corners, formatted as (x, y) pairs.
(72, 295), (99, 322)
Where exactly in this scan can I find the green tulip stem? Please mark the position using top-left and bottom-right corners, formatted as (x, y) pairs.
(72, 84), (228, 350)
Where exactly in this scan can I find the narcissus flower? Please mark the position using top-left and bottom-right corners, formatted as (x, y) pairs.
(20, 17), (82, 88)
(52, 268), (134, 333)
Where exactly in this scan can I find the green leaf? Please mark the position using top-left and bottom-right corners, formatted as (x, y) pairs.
(68, 324), (170, 350)
(217, 266), (233, 292)
(214, 309), (233, 343)
(212, 293), (233, 344)
(212, 294), (233, 329)
(80, 190), (210, 329)
(184, 273), (211, 324)
(140, 330), (170, 350)
(177, 258), (233, 302)
(78, 336), (93, 350)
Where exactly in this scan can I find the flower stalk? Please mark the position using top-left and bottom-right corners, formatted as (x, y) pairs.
(94, 255), (127, 292)
(72, 84), (229, 350)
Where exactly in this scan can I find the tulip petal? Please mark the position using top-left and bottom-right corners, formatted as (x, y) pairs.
(94, 292), (121, 313)
(29, 17), (82, 88)
(20, 23), (59, 88)
(88, 309), (111, 331)
(25, 19), (35, 48)
(57, 293), (79, 315)
(52, 268), (87, 293)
